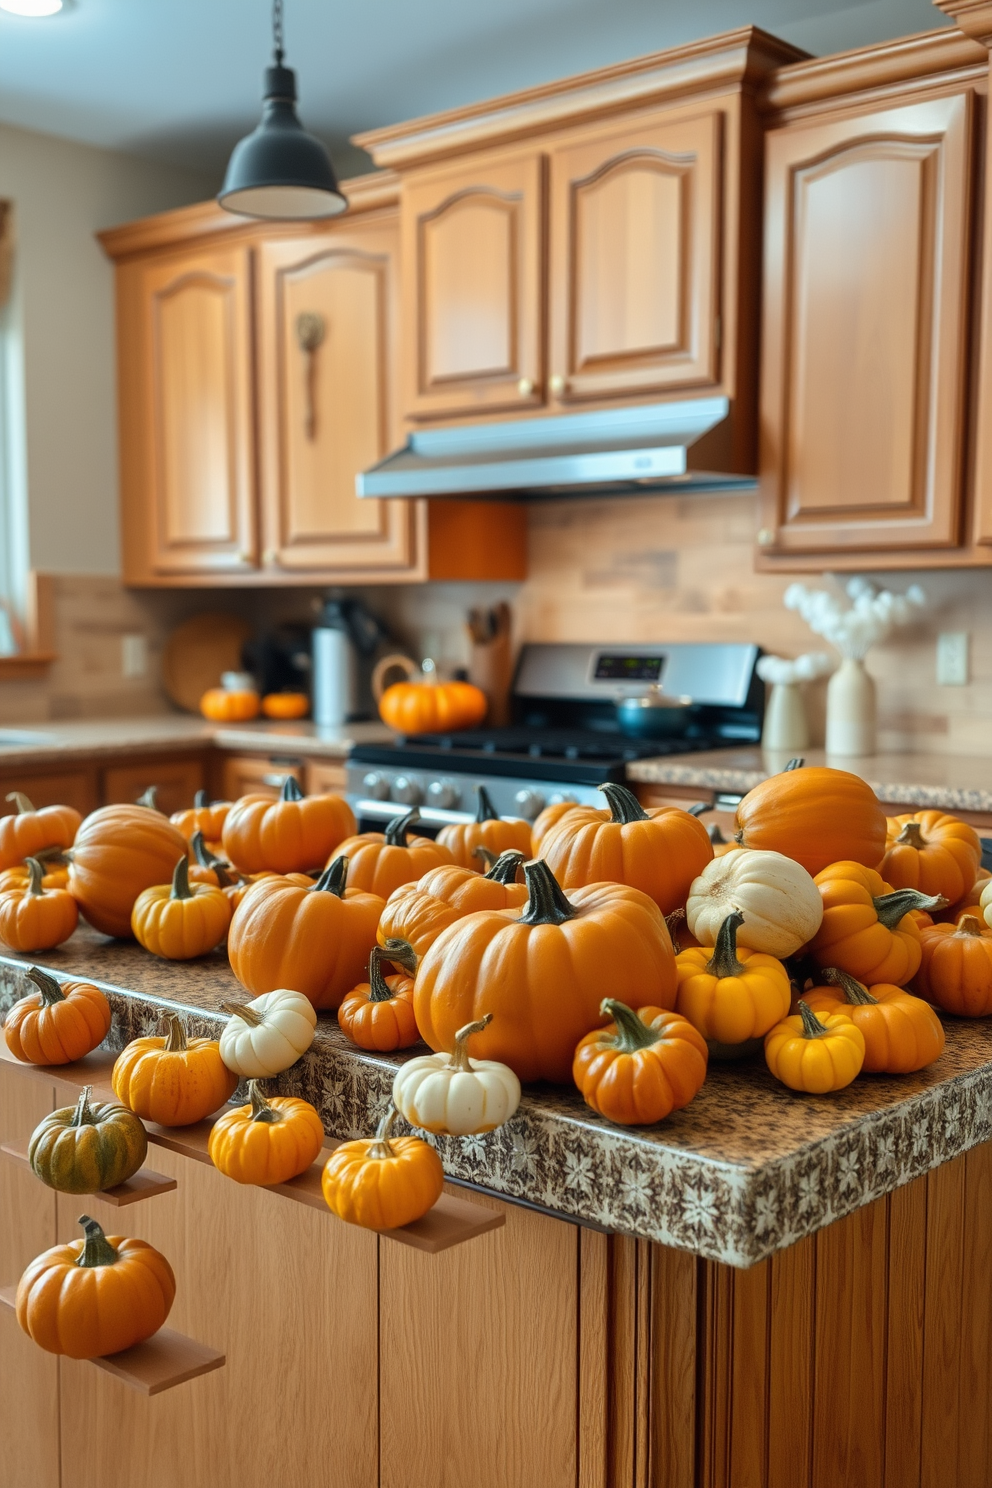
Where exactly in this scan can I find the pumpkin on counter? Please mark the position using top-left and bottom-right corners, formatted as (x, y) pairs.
(879, 812), (981, 906)
(734, 761), (887, 878)
(530, 800), (579, 853)
(913, 915), (992, 1017)
(0, 793), (81, 872)
(378, 658), (487, 735)
(685, 848), (822, 959)
(377, 848), (527, 960)
(262, 692), (309, 720)
(200, 679), (260, 721)
(65, 803), (189, 938)
(333, 808), (454, 900)
(811, 861), (945, 985)
(572, 999), (708, 1126)
(537, 782), (712, 916)
(339, 943), (420, 1053)
(0, 856), (78, 952)
(208, 1081), (324, 1185)
(218, 988), (317, 1078)
(112, 1012), (237, 1126)
(321, 1106), (444, 1230)
(3, 968), (111, 1065)
(436, 786), (532, 869)
(16, 1215), (175, 1358)
(131, 856), (232, 960)
(764, 1001), (865, 1093)
(28, 1086), (148, 1194)
(186, 830), (238, 888)
(392, 1013), (521, 1134)
(222, 776), (355, 876)
(0, 858), (69, 893)
(803, 968), (945, 1074)
(942, 867), (992, 923)
(675, 911), (792, 1047)
(170, 791), (231, 851)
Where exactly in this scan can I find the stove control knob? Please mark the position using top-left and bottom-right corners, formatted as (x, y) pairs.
(427, 779), (461, 810)
(392, 775), (424, 806)
(514, 788), (546, 820)
(362, 772), (391, 800)
(548, 791), (579, 807)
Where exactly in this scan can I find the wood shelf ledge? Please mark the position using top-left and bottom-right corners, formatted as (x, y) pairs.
(0, 653), (57, 681)
(0, 1144), (177, 1206)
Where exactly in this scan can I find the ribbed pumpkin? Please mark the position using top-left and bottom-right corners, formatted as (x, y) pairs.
(131, 856), (232, 959)
(572, 999), (708, 1125)
(208, 1081), (324, 1185)
(0, 792), (81, 872)
(413, 858), (677, 1084)
(685, 848), (822, 959)
(764, 1001), (865, 1093)
(187, 830), (239, 888)
(879, 811), (981, 905)
(222, 777), (356, 876)
(228, 856), (384, 1009)
(436, 787), (533, 869)
(321, 1107), (445, 1230)
(112, 1013), (237, 1126)
(675, 911), (792, 1046)
(943, 867), (992, 923)
(28, 1086), (148, 1193)
(734, 761), (887, 877)
(218, 989), (317, 1078)
(531, 801), (579, 853)
(170, 791), (231, 852)
(338, 943), (420, 1052)
(65, 804), (189, 938)
(811, 861), (944, 985)
(332, 808), (454, 900)
(378, 663), (487, 735)
(377, 849), (527, 960)
(0, 858), (69, 893)
(0, 856), (78, 952)
(3, 968), (111, 1065)
(913, 915), (992, 1017)
(537, 782), (712, 916)
(802, 968), (945, 1074)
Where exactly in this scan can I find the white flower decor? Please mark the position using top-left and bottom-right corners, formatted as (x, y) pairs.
(783, 578), (927, 660)
(756, 652), (833, 686)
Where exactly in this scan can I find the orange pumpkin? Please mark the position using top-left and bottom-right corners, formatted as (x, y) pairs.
(186, 830), (239, 888)
(200, 685), (260, 721)
(937, 867), (992, 924)
(377, 848), (527, 960)
(913, 915), (992, 1017)
(338, 943), (420, 1052)
(537, 782), (712, 916)
(413, 858), (677, 1084)
(879, 811), (981, 905)
(530, 801), (579, 853)
(3, 968), (111, 1065)
(228, 855), (384, 1009)
(321, 1107), (445, 1229)
(572, 999), (708, 1125)
(170, 791), (231, 851)
(261, 692), (309, 720)
(112, 1013), (237, 1126)
(0, 860), (69, 893)
(222, 776), (355, 876)
(734, 761), (887, 878)
(131, 856), (232, 960)
(208, 1082), (324, 1185)
(811, 861), (944, 985)
(436, 787), (533, 869)
(803, 968), (945, 1073)
(674, 911), (792, 1045)
(65, 804), (189, 939)
(333, 808), (454, 900)
(378, 662), (487, 735)
(0, 857), (78, 952)
(0, 793), (81, 872)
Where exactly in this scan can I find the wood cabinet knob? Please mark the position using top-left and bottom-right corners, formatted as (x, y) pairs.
(756, 528), (775, 547)
(237, 551), (253, 564)
(517, 377), (534, 397)
(549, 374), (567, 396)
(263, 548), (279, 565)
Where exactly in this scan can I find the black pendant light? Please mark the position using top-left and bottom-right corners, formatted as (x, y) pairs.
(219, 0), (347, 220)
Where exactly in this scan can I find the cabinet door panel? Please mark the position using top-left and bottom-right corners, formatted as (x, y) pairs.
(102, 756), (205, 816)
(0, 768), (97, 818)
(760, 93), (973, 555)
(402, 154), (544, 419)
(549, 110), (721, 402)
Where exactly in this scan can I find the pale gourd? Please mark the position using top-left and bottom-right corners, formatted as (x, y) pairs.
(686, 847), (822, 959)
(392, 1014), (521, 1136)
(218, 989), (317, 1078)
(980, 878), (992, 930)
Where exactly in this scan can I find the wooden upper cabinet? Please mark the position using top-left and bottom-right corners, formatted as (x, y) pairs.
(759, 92), (974, 558)
(548, 109), (722, 405)
(256, 217), (415, 575)
(400, 153), (544, 420)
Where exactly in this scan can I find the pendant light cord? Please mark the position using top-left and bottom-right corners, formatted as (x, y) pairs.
(272, 0), (284, 65)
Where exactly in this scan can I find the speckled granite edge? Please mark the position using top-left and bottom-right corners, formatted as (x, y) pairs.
(626, 760), (992, 814)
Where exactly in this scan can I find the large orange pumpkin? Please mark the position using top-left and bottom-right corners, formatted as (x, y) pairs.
(436, 787), (533, 869)
(537, 782), (712, 916)
(879, 811), (981, 905)
(377, 849), (527, 960)
(413, 858), (677, 1084)
(333, 808), (454, 899)
(65, 805), (189, 938)
(811, 861), (943, 985)
(913, 915), (992, 1016)
(530, 801), (580, 853)
(734, 762), (887, 878)
(222, 777), (355, 876)
(0, 793), (81, 872)
(228, 855), (384, 1009)
(3, 968), (111, 1065)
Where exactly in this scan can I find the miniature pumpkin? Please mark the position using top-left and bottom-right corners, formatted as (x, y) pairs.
(0, 792), (81, 872)
(200, 683), (260, 721)
(218, 988), (317, 1078)
(170, 790), (231, 851)
(530, 801), (579, 852)
(913, 915), (992, 1016)
(261, 692), (309, 719)
(333, 808), (454, 899)
(208, 1081), (324, 1185)
(339, 943), (420, 1053)
(941, 867), (992, 923)
(222, 776), (355, 875)
(112, 1013), (237, 1126)
(392, 1013), (521, 1133)
(185, 830), (238, 888)
(65, 804), (189, 938)
(537, 782), (713, 916)
(665, 908), (701, 954)
(978, 876), (992, 928)
(321, 1106), (445, 1229)
(0, 857), (69, 893)
(228, 855), (384, 1009)
(414, 858), (677, 1084)
(16, 1214), (175, 1358)
(802, 968), (945, 1074)
(377, 848), (527, 960)
(3, 968), (111, 1065)
(685, 848), (822, 958)
(879, 811), (981, 905)
(131, 855), (232, 960)
(572, 998), (708, 1125)
(0, 856), (78, 952)
(28, 1086), (148, 1193)
(378, 660), (487, 735)
(675, 911), (792, 1045)
(436, 787), (533, 869)
(734, 762), (887, 877)
(811, 861), (944, 984)
(764, 1000), (865, 1093)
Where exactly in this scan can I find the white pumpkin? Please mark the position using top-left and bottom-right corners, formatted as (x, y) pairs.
(219, 989), (317, 1078)
(685, 847), (822, 958)
(980, 879), (992, 929)
(392, 1014), (521, 1136)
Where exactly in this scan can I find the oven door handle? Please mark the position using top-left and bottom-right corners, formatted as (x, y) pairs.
(351, 798), (474, 827)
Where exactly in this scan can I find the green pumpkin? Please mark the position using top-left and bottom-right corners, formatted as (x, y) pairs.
(28, 1085), (148, 1193)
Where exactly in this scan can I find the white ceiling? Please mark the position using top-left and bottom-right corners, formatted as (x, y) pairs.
(0, 0), (948, 183)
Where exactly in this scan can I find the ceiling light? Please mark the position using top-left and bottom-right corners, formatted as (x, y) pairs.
(218, 0), (346, 221)
(0, 0), (64, 14)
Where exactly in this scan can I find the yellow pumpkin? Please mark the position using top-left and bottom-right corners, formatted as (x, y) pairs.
(112, 1013), (237, 1126)
(208, 1082), (324, 1185)
(321, 1106), (444, 1230)
(764, 1001), (865, 1093)
(675, 911), (792, 1046)
(131, 855), (232, 959)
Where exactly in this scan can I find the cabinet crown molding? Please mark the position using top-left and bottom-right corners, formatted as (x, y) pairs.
(935, 0), (992, 47)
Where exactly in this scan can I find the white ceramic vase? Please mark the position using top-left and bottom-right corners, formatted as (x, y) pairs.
(825, 656), (876, 757)
(762, 682), (809, 752)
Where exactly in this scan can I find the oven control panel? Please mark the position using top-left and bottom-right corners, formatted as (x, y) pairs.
(346, 762), (604, 824)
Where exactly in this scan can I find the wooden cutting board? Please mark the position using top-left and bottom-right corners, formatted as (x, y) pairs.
(162, 613), (251, 714)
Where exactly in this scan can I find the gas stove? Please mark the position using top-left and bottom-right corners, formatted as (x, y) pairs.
(347, 641), (762, 829)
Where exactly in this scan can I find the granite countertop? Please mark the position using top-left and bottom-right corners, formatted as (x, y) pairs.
(628, 746), (992, 814)
(0, 716), (392, 767)
(3, 928), (991, 1267)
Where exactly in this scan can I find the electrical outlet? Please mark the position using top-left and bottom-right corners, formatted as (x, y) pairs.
(121, 633), (148, 679)
(936, 632), (969, 686)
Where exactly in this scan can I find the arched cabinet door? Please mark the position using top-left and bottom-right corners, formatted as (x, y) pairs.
(548, 109), (722, 404)
(759, 92), (973, 557)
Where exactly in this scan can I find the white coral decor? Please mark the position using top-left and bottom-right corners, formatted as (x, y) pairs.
(783, 578), (927, 660)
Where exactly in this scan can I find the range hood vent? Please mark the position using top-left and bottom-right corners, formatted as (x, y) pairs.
(357, 398), (756, 501)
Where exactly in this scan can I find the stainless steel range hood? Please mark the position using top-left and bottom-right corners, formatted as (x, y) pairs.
(356, 398), (756, 501)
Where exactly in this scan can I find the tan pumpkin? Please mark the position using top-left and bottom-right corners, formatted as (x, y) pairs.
(685, 848), (822, 959)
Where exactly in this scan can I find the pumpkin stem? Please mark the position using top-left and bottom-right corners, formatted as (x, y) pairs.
(895, 820), (926, 850)
(170, 855), (194, 901)
(665, 908), (687, 953)
(311, 855), (349, 898)
(687, 801), (713, 817)
(247, 1080), (281, 1123)
(956, 914), (986, 938)
(220, 999), (264, 1028)
(76, 1215), (119, 1268)
(25, 857), (45, 896)
(783, 758), (805, 772)
(384, 808), (420, 846)
(5, 791), (36, 814)
(797, 1000), (830, 1039)
(135, 786), (158, 811)
(484, 849), (525, 885)
(191, 831), (235, 886)
(705, 911), (747, 979)
(34, 846), (68, 866)
(70, 1086), (98, 1128)
(823, 967), (877, 1006)
(518, 859), (579, 926)
(473, 846), (498, 871)
(194, 790), (209, 809)
(368, 946), (399, 1004)
(872, 888), (947, 928)
(368, 1105), (401, 1160)
(382, 937), (418, 975)
(281, 776), (304, 802)
(600, 998), (659, 1053)
(599, 782), (650, 824)
(450, 1013), (493, 1073)
(708, 823), (729, 845)
(475, 786), (500, 823)
(161, 1013), (188, 1053)
(26, 967), (66, 1007)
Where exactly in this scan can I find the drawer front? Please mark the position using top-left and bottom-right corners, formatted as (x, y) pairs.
(102, 757), (206, 816)
(221, 755), (305, 801)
